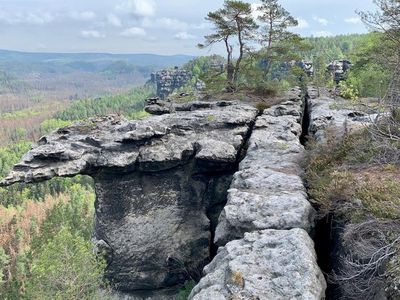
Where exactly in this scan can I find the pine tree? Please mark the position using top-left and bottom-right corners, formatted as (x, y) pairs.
(257, 0), (299, 75)
(199, 0), (257, 90)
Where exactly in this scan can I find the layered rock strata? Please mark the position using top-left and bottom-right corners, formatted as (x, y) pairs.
(2, 89), (327, 299)
(189, 89), (326, 299)
(150, 68), (192, 99)
(1, 101), (258, 293)
(307, 86), (375, 142)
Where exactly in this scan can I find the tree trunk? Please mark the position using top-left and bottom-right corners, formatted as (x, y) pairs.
(387, 52), (400, 118)
(224, 38), (235, 90)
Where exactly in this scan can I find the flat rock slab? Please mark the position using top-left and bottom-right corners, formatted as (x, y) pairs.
(307, 90), (374, 143)
(189, 229), (327, 300)
(1, 101), (258, 186)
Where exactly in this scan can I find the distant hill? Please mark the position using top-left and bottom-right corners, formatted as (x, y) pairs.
(0, 50), (195, 114)
(0, 49), (194, 68)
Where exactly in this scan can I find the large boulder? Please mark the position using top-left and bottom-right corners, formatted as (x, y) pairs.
(189, 229), (327, 300)
(1, 101), (258, 293)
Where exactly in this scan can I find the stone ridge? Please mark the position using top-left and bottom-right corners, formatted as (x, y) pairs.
(0, 100), (260, 294)
(189, 88), (327, 300)
(307, 86), (375, 142)
(1, 101), (257, 186)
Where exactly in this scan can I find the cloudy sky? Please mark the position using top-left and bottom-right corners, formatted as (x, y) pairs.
(0, 0), (377, 55)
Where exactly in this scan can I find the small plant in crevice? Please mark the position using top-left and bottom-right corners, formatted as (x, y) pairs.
(255, 102), (271, 114)
(176, 280), (196, 300)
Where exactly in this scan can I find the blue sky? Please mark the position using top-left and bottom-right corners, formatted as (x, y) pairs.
(0, 0), (377, 55)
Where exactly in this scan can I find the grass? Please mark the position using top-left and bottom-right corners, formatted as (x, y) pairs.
(306, 128), (400, 221)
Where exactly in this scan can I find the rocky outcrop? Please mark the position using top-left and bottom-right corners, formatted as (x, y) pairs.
(307, 86), (374, 143)
(151, 68), (192, 99)
(214, 89), (314, 245)
(190, 229), (326, 300)
(1, 101), (258, 294)
(2, 88), (327, 299)
(189, 88), (326, 299)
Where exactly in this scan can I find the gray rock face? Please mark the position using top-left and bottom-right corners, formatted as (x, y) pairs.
(150, 68), (192, 99)
(2, 88), (327, 299)
(189, 229), (326, 300)
(190, 88), (326, 299)
(215, 89), (315, 246)
(1, 102), (258, 293)
(307, 86), (373, 143)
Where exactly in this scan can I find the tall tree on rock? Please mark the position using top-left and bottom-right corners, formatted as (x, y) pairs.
(199, 0), (257, 90)
(257, 0), (299, 76)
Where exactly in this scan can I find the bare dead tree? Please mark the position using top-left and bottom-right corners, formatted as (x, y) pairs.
(332, 220), (400, 299)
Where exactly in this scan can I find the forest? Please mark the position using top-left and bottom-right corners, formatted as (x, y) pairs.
(0, 0), (399, 299)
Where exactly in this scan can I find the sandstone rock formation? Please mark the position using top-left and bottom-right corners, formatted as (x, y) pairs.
(190, 88), (326, 299)
(151, 68), (192, 99)
(1, 101), (258, 294)
(190, 229), (326, 300)
(307, 86), (374, 142)
(2, 88), (327, 299)
(215, 89), (315, 245)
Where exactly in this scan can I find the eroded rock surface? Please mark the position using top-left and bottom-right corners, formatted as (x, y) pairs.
(1, 101), (258, 293)
(215, 89), (315, 246)
(190, 88), (326, 299)
(307, 86), (374, 142)
(150, 68), (192, 99)
(189, 229), (326, 300)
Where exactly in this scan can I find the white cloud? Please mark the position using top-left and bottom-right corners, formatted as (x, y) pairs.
(115, 0), (156, 17)
(313, 16), (329, 26)
(251, 3), (263, 21)
(0, 11), (55, 25)
(296, 18), (309, 29)
(142, 17), (188, 30)
(107, 14), (122, 27)
(80, 30), (105, 38)
(174, 31), (196, 40)
(70, 11), (97, 21)
(345, 17), (362, 24)
(313, 30), (334, 37)
(120, 27), (147, 37)
(191, 22), (211, 30)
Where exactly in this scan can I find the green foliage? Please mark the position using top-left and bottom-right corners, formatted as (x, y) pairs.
(306, 128), (400, 221)
(32, 184), (95, 245)
(303, 34), (366, 62)
(0, 247), (10, 284)
(25, 227), (106, 300)
(253, 83), (278, 97)
(346, 32), (393, 97)
(338, 81), (359, 101)
(40, 119), (72, 135)
(184, 55), (225, 79)
(0, 141), (31, 179)
(177, 280), (196, 300)
(55, 85), (154, 121)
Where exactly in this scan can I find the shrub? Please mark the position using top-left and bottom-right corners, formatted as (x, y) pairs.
(253, 82), (279, 97)
(338, 81), (359, 102)
(255, 102), (271, 113)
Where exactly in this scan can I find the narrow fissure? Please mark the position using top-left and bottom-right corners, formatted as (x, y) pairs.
(301, 91), (337, 299)
(205, 115), (259, 261)
(300, 92), (311, 146)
